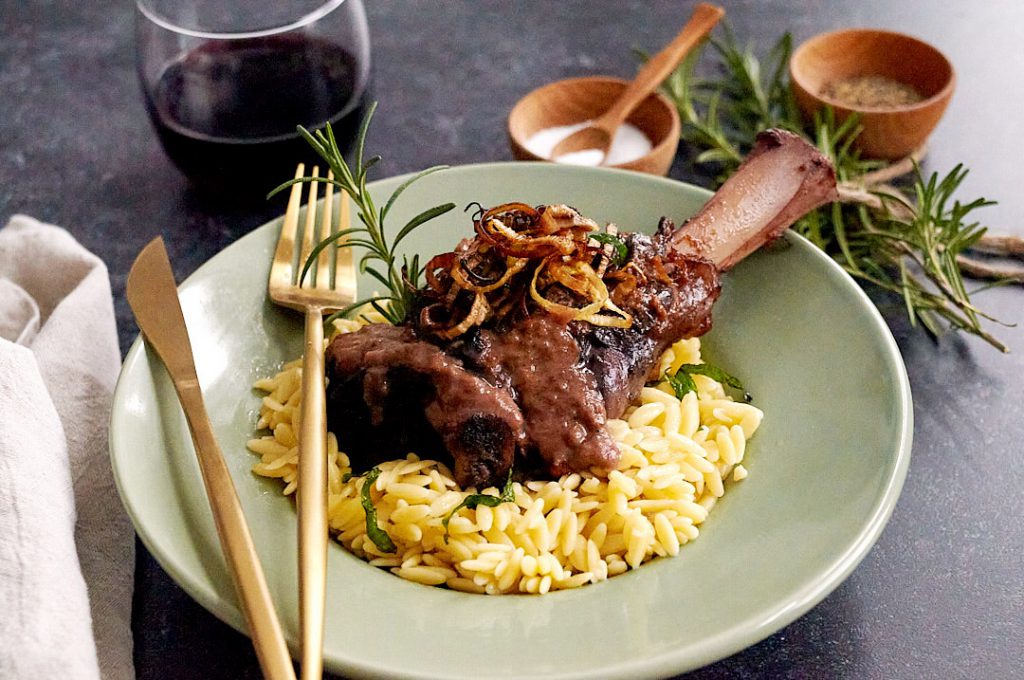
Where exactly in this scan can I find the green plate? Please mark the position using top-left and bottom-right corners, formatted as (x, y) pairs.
(110, 162), (912, 679)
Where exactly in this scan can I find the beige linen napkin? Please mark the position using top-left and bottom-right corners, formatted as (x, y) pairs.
(0, 215), (134, 680)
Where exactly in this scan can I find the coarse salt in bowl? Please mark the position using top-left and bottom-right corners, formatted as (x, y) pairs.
(508, 76), (681, 176)
(521, 119), (653, 167)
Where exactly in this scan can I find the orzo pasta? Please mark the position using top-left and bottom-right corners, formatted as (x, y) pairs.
(248, 319), (762, 594)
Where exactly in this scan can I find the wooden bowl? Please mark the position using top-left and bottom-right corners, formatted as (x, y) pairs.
(508, 76), (681, 176)
(789, 29), (955, 159)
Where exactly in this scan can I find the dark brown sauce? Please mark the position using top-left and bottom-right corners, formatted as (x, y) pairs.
(472, 315), (619, 477)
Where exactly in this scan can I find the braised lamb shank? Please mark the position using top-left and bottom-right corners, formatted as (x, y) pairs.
(325, 130), (838, 487)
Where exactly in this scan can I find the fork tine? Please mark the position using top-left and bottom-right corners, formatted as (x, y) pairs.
(335, 195), (357, 302)
(270, 164), (305, 290)
(298, 166), (320, 287)
(315, 171), (334, 290)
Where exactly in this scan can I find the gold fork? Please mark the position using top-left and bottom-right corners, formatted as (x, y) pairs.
(268, 163), (356, 680)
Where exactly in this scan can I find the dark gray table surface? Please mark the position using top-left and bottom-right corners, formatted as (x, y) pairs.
(3, 1), (1022, 678)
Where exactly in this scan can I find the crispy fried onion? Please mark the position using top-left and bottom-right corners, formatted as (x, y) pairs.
(424, 252), (456, 293)
(420, 292), (491, 339)
(530, 258), (632, 327)
(477, 216), (575, 258)
(451, 255), (528, 293)
(416, 202), (632, 338)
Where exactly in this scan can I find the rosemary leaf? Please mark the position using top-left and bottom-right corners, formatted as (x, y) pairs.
(360, 467), (396, 553)
(666, 370), (697, 400)
(381, 165), (451, 224)
(588, 232), (629, 267)
(323, 296), (396, 329)
(297, 227), (363, 285)
(391, 203), (457, 255)
(362, 266), (394, 292)
(679, 363), (744, 391)
(442, 470), (515, 542)
(667, 362), (748, 401)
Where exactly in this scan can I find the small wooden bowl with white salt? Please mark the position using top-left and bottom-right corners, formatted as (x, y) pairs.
(507, 76), (681, 176)
(790, 29), (955, 160)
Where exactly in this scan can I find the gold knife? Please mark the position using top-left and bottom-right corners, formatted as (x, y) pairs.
(127, 237), (296, 680)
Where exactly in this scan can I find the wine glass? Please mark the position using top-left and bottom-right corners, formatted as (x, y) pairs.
(135, 0), (371, 196)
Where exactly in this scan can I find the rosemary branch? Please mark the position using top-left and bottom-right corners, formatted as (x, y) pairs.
(268, 101), (455, 325)
(651, 26), (1015, 351)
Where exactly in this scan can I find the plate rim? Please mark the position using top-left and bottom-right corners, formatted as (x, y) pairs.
(110, 161), (913, 679)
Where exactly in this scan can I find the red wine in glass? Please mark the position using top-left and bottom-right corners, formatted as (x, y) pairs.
(144, 33), (368, 196)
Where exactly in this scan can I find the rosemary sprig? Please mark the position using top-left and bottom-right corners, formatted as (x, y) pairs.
(650, 26), (1012, 351)
(829, 164), (1008, 351)
(268, 102), (456, 325)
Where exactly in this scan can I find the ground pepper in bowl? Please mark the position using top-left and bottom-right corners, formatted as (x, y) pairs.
(821, 74), (923, 108)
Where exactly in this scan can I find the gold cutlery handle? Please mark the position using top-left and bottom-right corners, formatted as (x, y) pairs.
(127, 238), (296, 680)
(298, 307), (328, 680)
(178, 384), (298, 680)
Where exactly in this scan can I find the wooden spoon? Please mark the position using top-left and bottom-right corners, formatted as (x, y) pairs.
(549, 2), (724, 163)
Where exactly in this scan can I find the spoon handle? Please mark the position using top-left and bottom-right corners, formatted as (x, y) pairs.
(597, 3), (724, 130)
